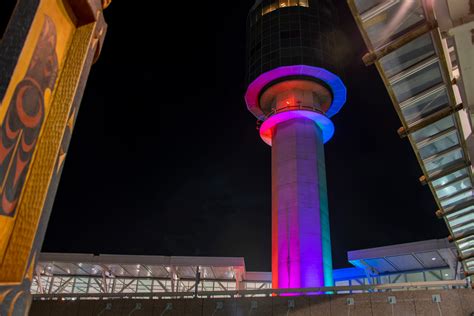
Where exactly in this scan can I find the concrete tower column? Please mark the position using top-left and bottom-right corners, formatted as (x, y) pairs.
(245, 0), (346, 291)
(272, 118), (333, 288)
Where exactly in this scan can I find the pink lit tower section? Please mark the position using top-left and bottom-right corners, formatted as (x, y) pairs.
(244, 0), (346, 289)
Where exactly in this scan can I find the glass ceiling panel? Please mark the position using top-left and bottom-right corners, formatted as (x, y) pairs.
(418, 131), (459, 160)
(435, 177), (471, 200)
(465, 259), (474, 269)
(440, 190), (473, 209)
(412, 115), (455, 143)
(363, 0), (425, 49)
(380, 33), (435, 78)
(402, 88), (449, 126)
(423, 147), (463, 175)
(459, 246), (474, 256)
(392, 61), (444, 104)
(451, 219), (474, 234)
(446, 204), (474, 220)
(457, 236), (474, 251)
(353, 0), (385, 14)
(431, 166), (467, 187)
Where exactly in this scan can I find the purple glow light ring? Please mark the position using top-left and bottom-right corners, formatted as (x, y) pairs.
(245, 65), (347, 120)
(259, 110), (335, 145)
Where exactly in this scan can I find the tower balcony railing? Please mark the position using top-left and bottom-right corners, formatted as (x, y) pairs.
(264, 104), (325, 120)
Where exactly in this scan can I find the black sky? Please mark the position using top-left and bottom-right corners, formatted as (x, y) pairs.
(35, 0), (447, 271)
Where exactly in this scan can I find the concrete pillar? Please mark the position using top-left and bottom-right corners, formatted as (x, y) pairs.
(271, 117), (333, 289)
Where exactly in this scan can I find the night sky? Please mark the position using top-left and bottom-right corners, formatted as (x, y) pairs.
(36, 0), (447, 271)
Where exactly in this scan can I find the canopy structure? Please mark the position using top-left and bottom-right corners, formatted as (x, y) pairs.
(348, 239), (458, 276)
(347, 0), (474, 277)
(33, 253), (270, 295)
(32, 239), (462, 297)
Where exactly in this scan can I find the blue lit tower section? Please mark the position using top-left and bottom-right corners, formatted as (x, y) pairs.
(244, 0), (346, 289)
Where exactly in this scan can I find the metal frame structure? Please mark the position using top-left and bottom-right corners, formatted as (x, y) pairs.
(347, 0), (474, 277)
(32, 253), (271, 297)
(32, 239), (470, 298)
(32, 280), (470, 300)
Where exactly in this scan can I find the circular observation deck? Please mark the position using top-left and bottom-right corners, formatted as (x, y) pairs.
(244, 65), (346, 145)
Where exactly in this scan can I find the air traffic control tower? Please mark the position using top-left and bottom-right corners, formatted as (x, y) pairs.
(244, 0), (346, 289)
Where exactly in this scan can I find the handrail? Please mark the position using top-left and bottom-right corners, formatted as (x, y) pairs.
(32, 279), (470, 300)
(265, 105), (324, 119)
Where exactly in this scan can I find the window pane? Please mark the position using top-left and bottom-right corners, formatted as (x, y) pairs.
(418, 131), (459, 160)
(406, 272), (424, 282)
(380, 33), (435, 78)
(451, 219), (474, 235)
(354, 0), (385, 14)
(423, 147), (463, 175)
(436, 177), (471, 199)
(425, 270), (442, 281)
(441, 189), (473, 208)
(459, 248), (474, 258)
(431, 167), (467, 187)
(364, 0), (425, 48)
(299, 0), (309, 7)
(465, 259), (474, 269)
(401, 87), (449, 125)
(457, 236), (474, 251)
(389, 274), (405, 283)
(412, 115), (455, 143)
(441, 269), (453, 280)
(392, 61), (444, 104)
(262, 3), (278, 15)
(446, 204), (474, 220)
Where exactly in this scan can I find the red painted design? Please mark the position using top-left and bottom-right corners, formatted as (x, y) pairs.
(0, 16), (58, 217)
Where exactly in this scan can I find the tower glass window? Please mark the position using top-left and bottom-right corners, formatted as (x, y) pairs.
(262, 0), (310, 16)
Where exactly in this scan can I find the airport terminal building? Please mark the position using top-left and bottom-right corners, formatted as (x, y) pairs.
(31, 239), (466, 298)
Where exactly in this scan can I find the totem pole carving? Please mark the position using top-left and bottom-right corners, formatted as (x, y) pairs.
(0, 0), (109, 314)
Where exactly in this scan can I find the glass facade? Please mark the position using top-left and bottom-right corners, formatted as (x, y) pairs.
(246, 0), (339, 84)
(30, 275), (271, 296)
(261, 0), (309, 16)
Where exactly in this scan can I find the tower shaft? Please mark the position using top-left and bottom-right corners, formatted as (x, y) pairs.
(245, 1), (346, 291)
(271, 118), (333, 288)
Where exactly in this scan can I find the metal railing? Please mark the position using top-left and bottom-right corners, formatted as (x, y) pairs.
(264, 104), (324, 119)
(32, 279), (471, 300)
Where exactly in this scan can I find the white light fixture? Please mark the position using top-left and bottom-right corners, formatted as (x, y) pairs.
(431, 257), (436, 261)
